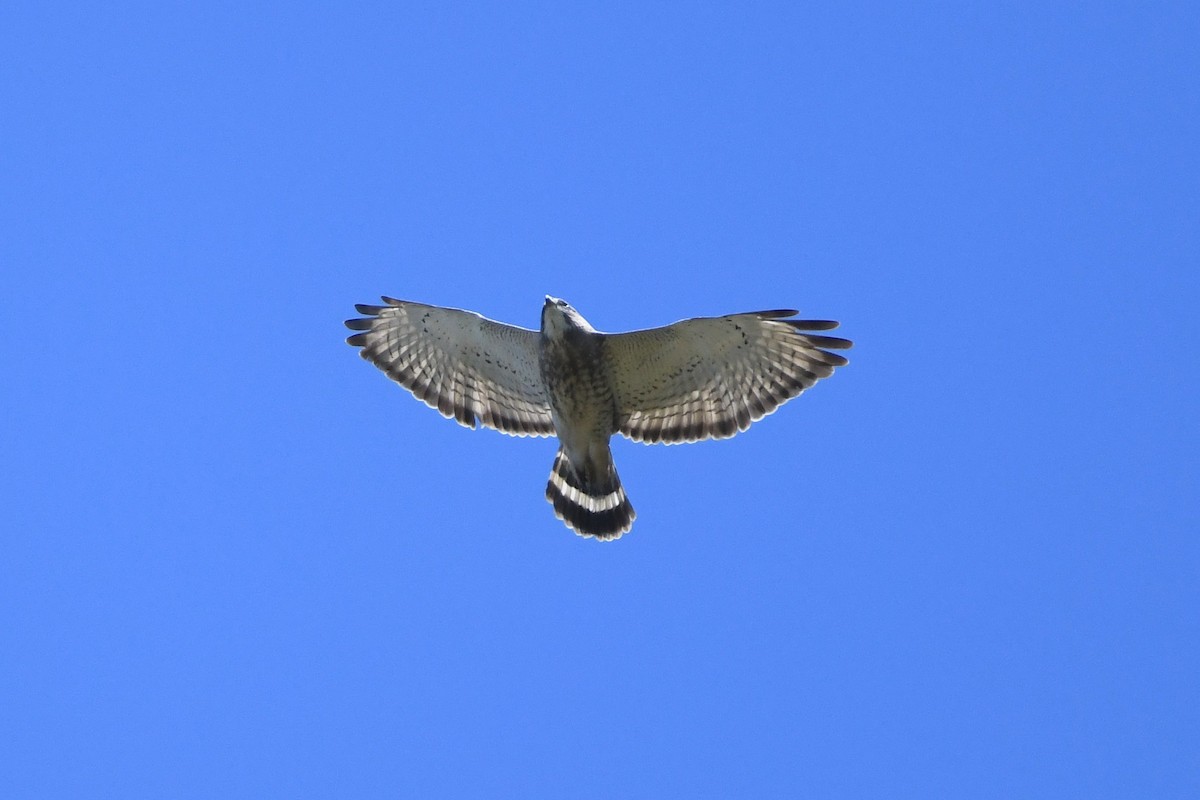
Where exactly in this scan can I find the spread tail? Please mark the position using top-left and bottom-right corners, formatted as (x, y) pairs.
(545, 446), (635, 540)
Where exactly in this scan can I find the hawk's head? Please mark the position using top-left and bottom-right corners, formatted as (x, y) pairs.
(542, 296), (597, 336)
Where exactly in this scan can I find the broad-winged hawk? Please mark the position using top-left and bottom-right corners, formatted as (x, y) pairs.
(345, 297), (851, 540)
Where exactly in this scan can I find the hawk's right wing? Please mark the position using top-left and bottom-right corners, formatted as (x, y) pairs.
(345, 298), (556, 437)
(605, 310), (851, 444)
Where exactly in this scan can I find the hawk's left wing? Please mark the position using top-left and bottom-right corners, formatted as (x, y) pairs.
(605, 310), (851, 444)
(345, 298), (556, 437)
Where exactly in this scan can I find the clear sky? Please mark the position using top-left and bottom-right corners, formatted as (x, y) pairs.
(3, 2), (1197, 797)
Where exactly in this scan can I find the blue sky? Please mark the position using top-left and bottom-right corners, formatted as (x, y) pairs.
(3, 2), (1197, 797)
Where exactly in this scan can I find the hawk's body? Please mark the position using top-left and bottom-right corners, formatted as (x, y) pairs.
(538, 300), (633, 535)
(345, 296), (851, 540)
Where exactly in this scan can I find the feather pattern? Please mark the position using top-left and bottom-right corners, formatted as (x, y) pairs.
(604, 310), (852, 444)
(345, 297), (556, 437)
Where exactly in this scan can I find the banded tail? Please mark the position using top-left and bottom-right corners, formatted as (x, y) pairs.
(545, 447), (636, 540)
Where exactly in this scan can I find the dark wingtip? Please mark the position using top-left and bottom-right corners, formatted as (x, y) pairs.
(802, 334), (853, 349)
(752, 309), (800, 319)
(783, 319), (841, 331)
(344, 317), (374, 330)
(346, 332), (371, 347)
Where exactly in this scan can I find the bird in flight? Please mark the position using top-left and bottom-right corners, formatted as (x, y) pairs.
(345, 296), (851, 540)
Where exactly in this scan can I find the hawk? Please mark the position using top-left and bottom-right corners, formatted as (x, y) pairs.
(345, 296), (851, 540)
